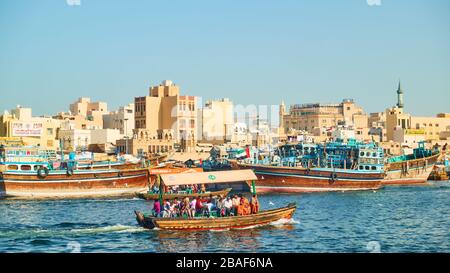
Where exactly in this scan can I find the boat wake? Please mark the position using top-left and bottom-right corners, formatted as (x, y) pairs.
(270, 218), (299, 226)
(0, 224), (146, 239)
(69, 224), (146, 234)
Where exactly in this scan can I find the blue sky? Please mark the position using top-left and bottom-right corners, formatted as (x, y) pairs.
(1, 0), (449, 116)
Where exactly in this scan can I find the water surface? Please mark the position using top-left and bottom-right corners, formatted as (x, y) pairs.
(1, 182), (449, 252)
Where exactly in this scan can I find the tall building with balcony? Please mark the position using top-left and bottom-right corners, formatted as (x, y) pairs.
(130, 80), (198, 154)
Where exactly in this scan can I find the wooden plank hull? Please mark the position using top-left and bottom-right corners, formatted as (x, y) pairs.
(236, 164), (383, 193)
(383, 153), (439, 185)
(0, 168), (149, 199)
(136, 188), (232, 200)
(135, 203), (296, 230)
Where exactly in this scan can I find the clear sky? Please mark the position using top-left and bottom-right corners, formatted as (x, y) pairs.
(1, 0), (449, 117)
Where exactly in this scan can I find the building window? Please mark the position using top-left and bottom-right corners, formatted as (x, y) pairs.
(47, 128), (53, 135)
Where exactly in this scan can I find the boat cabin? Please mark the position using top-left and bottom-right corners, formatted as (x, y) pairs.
(0, 146), (51, 171)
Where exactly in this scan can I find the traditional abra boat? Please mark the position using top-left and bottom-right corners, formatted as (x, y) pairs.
(134, 170), (297, 230)
(136, 188), (232, 201)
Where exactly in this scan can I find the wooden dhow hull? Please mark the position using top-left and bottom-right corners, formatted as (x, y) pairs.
(0, 168), (149, 199)
(136, 188), (232, 201)
(135, 203), (296, 230)
(236, 163), (383, 193)
(382, 153), (439, 185)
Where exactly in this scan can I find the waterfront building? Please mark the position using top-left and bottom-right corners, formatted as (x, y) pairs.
(58, 128), (122, 153)
(131, 80), (197, 154)
(198, 98), (234, 144)
(58, 129), (91, 151)
(54, 97), (108, 130)
(116, 130), (174, 156)
(0, 106), (61, 150)
(53, 112), (102, 130)
(69, 97), (108, 129)
(102, 103), (135, 137)
(280, 99), (369, 141)
(410, 114), (450, 141)
(229, 122), (252, 147)
(385, 82), (450, 142)
(393, 128), (426, 149)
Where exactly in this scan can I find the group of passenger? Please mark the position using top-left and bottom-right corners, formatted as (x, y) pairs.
(151, 183), (207, 195)
(151, 193), (259, 218)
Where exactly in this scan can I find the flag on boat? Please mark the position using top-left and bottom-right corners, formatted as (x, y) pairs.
(235, 148), (247, 159)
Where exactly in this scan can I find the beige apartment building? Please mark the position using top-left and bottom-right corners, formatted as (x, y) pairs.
(0, 106), (61, 150)
(67, 97), (108, 129)
(198, 98), (234, 144)
(281, 99), (369, 141)
(103, 103), (135, 137)
(130, 80), (198, 154)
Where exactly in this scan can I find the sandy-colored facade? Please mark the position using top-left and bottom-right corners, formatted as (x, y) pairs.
(385, 83), (450, 143)
(386, 108), (450, 142)
(103, 103), (135, 137)
(133, 80), (197, 153)
(281, 99), (369, 140)
(66, 97), (108, 129)
(0, 106), (61, 150)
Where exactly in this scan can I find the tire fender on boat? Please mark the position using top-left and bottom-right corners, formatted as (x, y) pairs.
(329, 172), (337, 184)
(37, 167), (49, 179)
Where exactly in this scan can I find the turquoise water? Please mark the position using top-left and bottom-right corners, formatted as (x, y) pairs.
(0, 182), (449, 253)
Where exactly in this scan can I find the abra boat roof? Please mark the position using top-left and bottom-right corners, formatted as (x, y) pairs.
(160, 169), (257, 186)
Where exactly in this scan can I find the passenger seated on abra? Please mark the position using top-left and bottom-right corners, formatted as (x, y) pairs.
(189, 197), (197, 218)
(170, 197), (181, 217)
(216, 196), (225, 217)
(237, 195), (251, 216)
(199, 184), (207, 194)
(185, 185), (193, 194)
(162, 199), (172, 218)
(153, 199), (161, 217)
(223, 196), (233, 216)
(250, 194), (259, 214)
(203, 199), (215, 217)
(231, 194), (241, 216)
(180, 197), (192, 218)
(195, 196), (205, 215)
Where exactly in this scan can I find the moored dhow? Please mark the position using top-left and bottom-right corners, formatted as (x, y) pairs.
(0, 168), (149, 198)
(235, 139), (439, 193)
(0, 146), (149, 198)
(383, 143), (440, 185)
